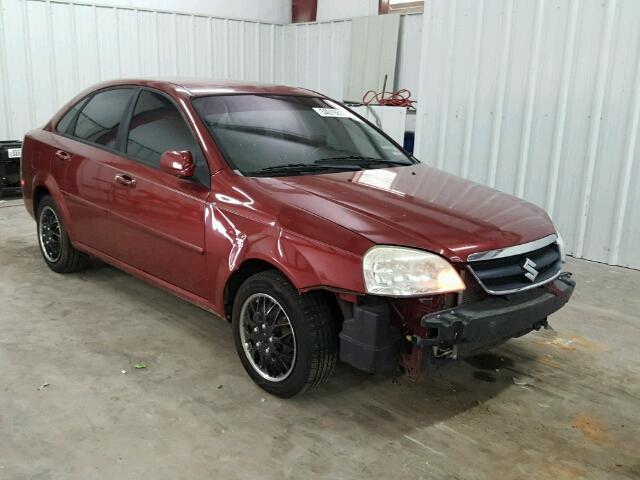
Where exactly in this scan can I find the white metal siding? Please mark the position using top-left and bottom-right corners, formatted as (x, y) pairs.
(278, 20), (352, 101)
(316, 0), (378, 22)
(0, 0), (284, 139)
(4, 0), (637, 269)
(101, 0), (291, 24)
(0, 4), (423, 139)
(415, 0), (640, 269)
(278, 14), (422, 102)
(345, 14), (400, 102)
(395, 13), (422, 98)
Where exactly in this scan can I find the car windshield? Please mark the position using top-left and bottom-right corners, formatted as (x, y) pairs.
(191, 94), (416, 176)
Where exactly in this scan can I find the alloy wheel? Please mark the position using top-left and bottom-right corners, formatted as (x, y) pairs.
(239, 293), (297, 382)
(38, 206), (62, 263)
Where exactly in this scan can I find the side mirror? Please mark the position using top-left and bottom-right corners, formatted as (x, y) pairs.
(159, 150), (195, 178)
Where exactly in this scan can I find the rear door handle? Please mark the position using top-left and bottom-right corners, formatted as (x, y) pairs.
(114, 173), (136, 187)
(54, 150), (71, 161)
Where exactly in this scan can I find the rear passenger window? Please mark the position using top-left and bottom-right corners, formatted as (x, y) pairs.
(56, 100), (85, 134)
(74, 88), (133, 148)
(126, 90), (210, 187)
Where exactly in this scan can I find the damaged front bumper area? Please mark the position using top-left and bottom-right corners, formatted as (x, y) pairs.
(419, 272), (575, 359)
(338, 272), (575, 375)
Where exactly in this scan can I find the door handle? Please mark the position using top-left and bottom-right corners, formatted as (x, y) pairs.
(114, 173), (136, 187)
(54, 150), (71, 161)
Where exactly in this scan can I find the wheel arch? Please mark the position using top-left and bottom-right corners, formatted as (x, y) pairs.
(223, 258), (296, 321)
(33, 185), (50, 213)
(31, 174), (76, 241)
(222, 257), (344, 326)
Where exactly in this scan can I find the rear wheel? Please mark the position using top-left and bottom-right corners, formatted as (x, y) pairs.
(232, 270), (338, 398)
(36, 195), (89, 273)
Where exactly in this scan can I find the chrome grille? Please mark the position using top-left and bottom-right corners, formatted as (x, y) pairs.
(467, 236), (562, 295)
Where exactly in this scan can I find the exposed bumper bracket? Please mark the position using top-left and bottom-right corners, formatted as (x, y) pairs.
(419, 273), (575, 357)
(339, 300), (402, 373)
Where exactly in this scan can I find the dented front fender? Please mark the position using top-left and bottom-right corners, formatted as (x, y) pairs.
(206, 170), (373, 314)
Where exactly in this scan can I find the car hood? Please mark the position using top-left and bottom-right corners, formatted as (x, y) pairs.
(250, 163), (555, 262)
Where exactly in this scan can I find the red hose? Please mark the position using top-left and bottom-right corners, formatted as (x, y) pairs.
(362, 88), (416, 108)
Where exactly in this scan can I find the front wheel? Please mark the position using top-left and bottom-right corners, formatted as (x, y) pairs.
(232, 270), (338, 398)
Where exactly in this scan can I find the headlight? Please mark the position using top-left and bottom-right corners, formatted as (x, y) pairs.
(556, 231), (566, 263)
(363, 246), (465, 296)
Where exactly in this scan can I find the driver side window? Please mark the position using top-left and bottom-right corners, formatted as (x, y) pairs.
(126, 90), (210, 187)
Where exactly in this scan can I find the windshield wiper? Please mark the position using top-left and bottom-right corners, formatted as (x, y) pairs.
(314, 155), (412, 167)
(245, 162), (362, 177)
(244, 155), (412, 177)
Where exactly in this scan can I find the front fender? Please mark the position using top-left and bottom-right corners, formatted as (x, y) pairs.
(207, 203), (372, 312)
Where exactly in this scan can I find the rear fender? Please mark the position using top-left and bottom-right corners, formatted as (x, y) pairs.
(31, 172), (77, 243)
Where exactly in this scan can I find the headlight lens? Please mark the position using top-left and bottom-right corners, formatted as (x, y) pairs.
(363, 246), (465, 296)
(556, 231), (566, 263)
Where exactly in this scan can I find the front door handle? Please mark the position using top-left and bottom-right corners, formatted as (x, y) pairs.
(114, 173), (136, 187)
(54, 150), (71, 161)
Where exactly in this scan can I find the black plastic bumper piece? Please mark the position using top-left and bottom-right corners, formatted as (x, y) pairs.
(339, 301), (402, 373)
(0, 140), (21, 197)
(420, 273), (575, 357)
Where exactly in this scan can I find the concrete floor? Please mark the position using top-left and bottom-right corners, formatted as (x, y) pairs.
(1, 197), (639, 480)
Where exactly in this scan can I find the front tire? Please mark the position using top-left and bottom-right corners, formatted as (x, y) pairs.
(36, 195), (89, 273)
(232, 270), (338, 398)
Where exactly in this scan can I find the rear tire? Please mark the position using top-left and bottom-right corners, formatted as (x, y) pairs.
(36, 195), (89, 273)
(232, 270), (338, 398)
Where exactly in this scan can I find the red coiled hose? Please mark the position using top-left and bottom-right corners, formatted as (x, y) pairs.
(362, 89), (416, 108)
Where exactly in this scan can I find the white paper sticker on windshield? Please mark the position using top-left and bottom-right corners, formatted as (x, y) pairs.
(312, 107), (352, 118)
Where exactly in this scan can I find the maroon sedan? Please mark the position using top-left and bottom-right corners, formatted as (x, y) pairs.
(21, 79), (574, 397)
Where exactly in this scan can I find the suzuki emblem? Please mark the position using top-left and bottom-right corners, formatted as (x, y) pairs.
(522, 258), (539, 282)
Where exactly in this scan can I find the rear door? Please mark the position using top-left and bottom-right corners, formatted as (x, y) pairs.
(105, 88), (211, 298)
(52, 87), (135, 255)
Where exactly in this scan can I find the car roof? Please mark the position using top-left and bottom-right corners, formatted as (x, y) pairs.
(88, 78), (321, 97)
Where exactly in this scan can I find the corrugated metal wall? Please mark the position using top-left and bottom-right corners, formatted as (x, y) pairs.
(3, 0), (638, 268)
(0, 0), (282, 139)
(277, 13), (422, 102)
(415, 0), (640, 269)
(278, 19), (351, 101)
(0, 3), (422, 139)
(395, 13), (422, 99)
(345, 14), (400, 102)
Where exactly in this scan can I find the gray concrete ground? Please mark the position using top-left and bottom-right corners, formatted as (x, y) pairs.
(0, 197), (639, 480)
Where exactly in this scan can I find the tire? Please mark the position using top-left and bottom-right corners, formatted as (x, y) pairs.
(232, 270), (338, 398)
(36, 195), (89, 273)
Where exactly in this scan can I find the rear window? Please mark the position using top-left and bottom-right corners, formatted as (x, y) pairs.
(73, 88), (133, 148)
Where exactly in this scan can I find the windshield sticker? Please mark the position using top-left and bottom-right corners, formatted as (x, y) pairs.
(312, 108), (353, 118)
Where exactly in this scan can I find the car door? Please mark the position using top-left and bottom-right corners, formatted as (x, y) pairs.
(51, 87), (135, 255)
(105, 88), (211, 299)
